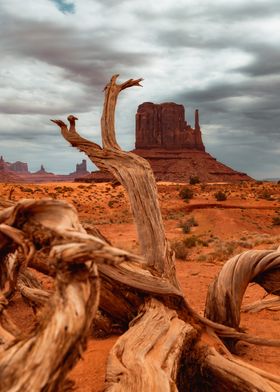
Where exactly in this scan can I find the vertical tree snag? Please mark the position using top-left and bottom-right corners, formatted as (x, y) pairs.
(50, 75), (280, 391)
(52, 75), (178, 287)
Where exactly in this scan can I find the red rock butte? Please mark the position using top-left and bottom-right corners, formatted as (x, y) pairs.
(80, 102), (252, 183)
(0, 155), (89, 183)
(135, 102), (204, 151)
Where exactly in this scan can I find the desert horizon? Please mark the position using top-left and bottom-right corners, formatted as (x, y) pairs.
(1, 1), (280, 391)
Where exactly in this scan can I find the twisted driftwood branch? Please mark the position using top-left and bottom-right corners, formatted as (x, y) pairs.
(205, 249), (280, 329)
(52, 75), (178, 287)
(0, 199), (145, 391)
(242, 296), (280, 313)
(51, 75), (280, 391)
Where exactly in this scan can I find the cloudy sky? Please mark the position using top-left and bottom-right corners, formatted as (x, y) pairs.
(1, 0), (279, 178)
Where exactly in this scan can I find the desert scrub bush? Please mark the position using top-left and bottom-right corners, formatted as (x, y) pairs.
(197, 254), (208, 262)
(63, 186), (74, 192)
(183, 235), (198, 248)
(179, 187), (194, 201)
(180, 222), (191, 234)
(108, 200), (114, 208)
(259, 189), (273, 201)
(171, 240), (188, 260)
(272, 215), (280, 225)
(200, 183), (207, 191)
(189, 175), (200, 185)
(214, 191), (227, 201)
(179, 216), (198, 233)
(21, 187), (33, 193)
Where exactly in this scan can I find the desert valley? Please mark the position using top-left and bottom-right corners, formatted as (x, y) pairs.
(1, 1), (280, 390)
(1, 87), (280, 390)
(1, 179), (280, 391)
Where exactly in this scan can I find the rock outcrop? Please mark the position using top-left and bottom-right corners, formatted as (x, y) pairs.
(9, 161), (29, 173)
(0, 156), (29, 173)
(0, 101), (253, 184)
(35, 164), (51, 175)
(131, 149), (251, 183)
(0, 156), (90, 183)
(70, 159), (89, 176)
(135, 102), (205, 151)
(83, 102), (252, 183)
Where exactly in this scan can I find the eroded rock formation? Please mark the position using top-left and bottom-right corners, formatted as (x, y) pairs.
(70, 159), (89, 176)
(0, 156), (29, 173)
(82, 102), (252, 183)
(135, 102), (205, 151)
(76, 159), (88, 174)
(0, 156), (90, 183)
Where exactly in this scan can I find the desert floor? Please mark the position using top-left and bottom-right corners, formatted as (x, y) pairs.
(1, 180), (280, 390)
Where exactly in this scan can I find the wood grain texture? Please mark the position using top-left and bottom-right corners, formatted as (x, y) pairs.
(205, 249), (280, 328)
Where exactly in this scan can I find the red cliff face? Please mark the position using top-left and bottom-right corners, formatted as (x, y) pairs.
(135, 102), (205, 151)
(80, 102), (252, 183)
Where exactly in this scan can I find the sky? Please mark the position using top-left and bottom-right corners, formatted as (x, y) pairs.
(0, 0), (279, 179)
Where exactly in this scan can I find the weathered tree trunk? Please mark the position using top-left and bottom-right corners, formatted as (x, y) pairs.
(50, 75), (280, 391)
(205, 249), (280, 328)
(0, 74), (279, 391)
(0, 199), (144, 391)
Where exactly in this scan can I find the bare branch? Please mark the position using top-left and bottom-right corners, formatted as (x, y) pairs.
(205, 249), (280, 329)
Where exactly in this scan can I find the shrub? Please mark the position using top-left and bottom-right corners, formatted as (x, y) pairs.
(181, 222), (191, 234)
(179, 187), (194, 201)
(214, 191), (227, 201)
(108, 200), (114, 208)
(63, 186), (74, 192)
(189, 175), (200, 185)
(21, 187), (33, 193)
(259, 190), (273, 201)
(171, 241), (188, 260)
(188, 216), (198, 227)
(272, 215), (280, 225)
(179, 216), (198, 233)
(183, 235), (198, 248)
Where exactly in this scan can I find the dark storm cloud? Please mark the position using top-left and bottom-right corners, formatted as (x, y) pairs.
(0, 99), (89, 115)
(0, 0), (280, 178)
(0, 9), (151, 92)
(237, 46), (280, 77)
(169, 70), (280, 178)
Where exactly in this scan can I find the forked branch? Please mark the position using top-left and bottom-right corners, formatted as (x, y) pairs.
(52, 75), (179, 287)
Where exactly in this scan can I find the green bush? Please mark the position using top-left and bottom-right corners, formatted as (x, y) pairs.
(179, 187), (194, 201)
(214, 191), (227, 201)
(189, 175), (200, 185)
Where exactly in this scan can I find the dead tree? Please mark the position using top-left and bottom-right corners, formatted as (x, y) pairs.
(0, 75), (279, 391)
(48, 75), (280, 391)
(0, 199), (142, 391)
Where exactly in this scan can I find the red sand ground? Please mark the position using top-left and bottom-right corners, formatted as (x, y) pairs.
(2, 180), (280, 390)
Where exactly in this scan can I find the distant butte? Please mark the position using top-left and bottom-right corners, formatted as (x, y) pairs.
(135, 102), (205, 151)
(80, 102), (252, 183)
(0, 156), (89, 183)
